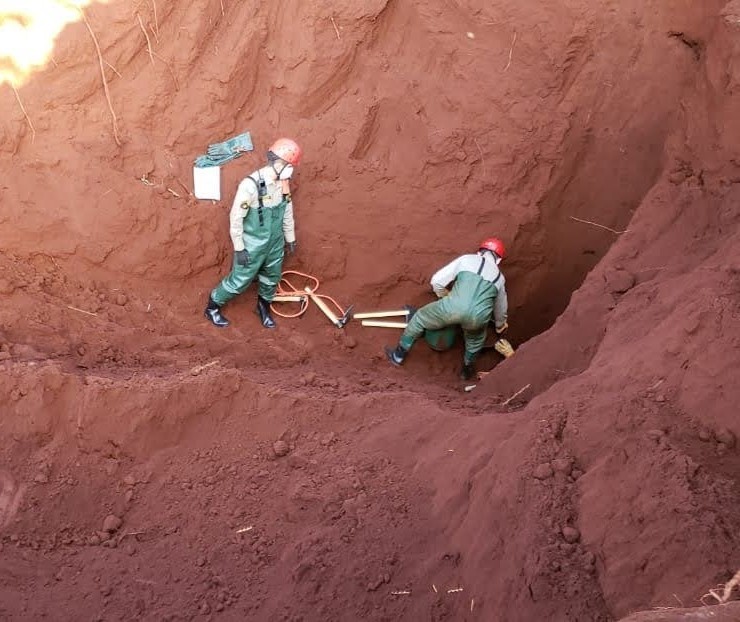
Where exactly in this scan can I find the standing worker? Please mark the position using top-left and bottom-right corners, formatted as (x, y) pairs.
(385, 238), (509, 380)
(204, 138), (302, 329)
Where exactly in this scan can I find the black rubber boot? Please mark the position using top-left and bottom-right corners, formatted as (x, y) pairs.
(384, 344), (408, 367)
(460, 362), (475, 381)
(204, 297), (229, 328)
(256, 296), (276, 329)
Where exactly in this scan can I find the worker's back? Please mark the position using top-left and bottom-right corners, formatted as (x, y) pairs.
(443, 253), (504, 329)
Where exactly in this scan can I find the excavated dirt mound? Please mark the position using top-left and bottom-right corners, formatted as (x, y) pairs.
(1, 0), (739, 620)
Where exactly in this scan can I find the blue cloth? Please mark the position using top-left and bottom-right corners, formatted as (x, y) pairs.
(194, 131), (253, 168)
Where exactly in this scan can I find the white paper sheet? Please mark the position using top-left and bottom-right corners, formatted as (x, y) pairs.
(193, 165), (221, 200)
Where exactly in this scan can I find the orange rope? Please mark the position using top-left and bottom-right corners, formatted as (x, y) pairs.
(270, 270), (348, 319)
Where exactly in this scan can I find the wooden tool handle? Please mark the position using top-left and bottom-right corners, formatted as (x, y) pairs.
(273, 295), (305, 303)
(360, 320), (408, 329)
(353, 310), (410, 319)
(304, 287), (340, 325)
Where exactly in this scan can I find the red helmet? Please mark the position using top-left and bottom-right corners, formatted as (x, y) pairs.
(479, 237), (506, 259)
(268, 138), (302, 166)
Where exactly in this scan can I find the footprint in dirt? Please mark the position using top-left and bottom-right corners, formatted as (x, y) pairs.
(0, 470), (25, 530)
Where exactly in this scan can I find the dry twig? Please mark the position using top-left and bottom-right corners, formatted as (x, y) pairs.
(569, 216), (628, 234)
(504, 31), (517, 71)
(330, 16), (341, 39)
(501, 383), (531, 406)
(11, 84), (35, 142)
(80, 9), (122, 146)
(67, 305), (98, 317)
(220, 0), (225, 17)
(137, 13), (155, 67)
(190, 360), (219, 375)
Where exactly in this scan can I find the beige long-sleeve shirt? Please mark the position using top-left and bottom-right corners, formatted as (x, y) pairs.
(228, 166), (296, 251)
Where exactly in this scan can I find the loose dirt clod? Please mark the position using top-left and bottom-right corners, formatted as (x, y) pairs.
(272, 440), (290, 457)
(562, 526), (581, 544)
(103, 515), (123, 533)
(551, 458), (573, 475)
(533, 464), (554, 480)
(715, 428), (736, 448)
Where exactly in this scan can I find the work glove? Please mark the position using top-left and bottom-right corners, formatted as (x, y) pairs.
(235, 249), (250, 266)
(494, 338), (515, 358)
(495, 321), (509, 334)
(286, 241), (297, 255)
(206, 132), (253, 157)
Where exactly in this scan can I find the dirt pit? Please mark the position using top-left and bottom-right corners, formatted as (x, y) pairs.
(0, 0), (739, 620)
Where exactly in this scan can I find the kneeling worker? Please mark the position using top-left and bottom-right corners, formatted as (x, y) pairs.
(385, 238), (509, 380)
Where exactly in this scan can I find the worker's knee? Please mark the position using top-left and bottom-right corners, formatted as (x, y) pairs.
(224, 265), (258, 294)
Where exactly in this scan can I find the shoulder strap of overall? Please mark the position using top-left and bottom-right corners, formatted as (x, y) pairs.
(477, 254), (502, 285)
(241, 173), (264, 209)
(241, 172), (265, 226)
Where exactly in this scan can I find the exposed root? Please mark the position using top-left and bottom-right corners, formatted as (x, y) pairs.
(151, 0), (159, 38)
(10, 84), (35, 142)
(152, 51), (179, 90)
(174, 176), (194, 196)
(79, 9), (122, 146)
(134, 12), (179, 90)
(105, 61), (122, 78)
(137, 13), (155, 67)
(702, 570), (740, 605)
(473, 138), (486, 178)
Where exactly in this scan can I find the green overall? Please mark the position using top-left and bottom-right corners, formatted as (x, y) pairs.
(400, 271), (499, 365)
(210, 199), (288, 305)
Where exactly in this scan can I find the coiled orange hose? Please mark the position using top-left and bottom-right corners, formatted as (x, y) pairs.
(270, 270), (348, 319)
